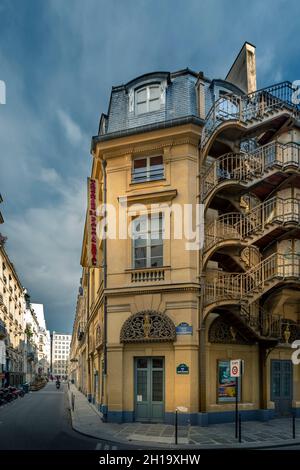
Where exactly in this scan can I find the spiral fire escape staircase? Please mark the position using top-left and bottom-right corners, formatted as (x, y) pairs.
(200, 82), (300, 345)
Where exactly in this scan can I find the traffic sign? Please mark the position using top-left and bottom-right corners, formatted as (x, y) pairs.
(230, 359), (244, 377)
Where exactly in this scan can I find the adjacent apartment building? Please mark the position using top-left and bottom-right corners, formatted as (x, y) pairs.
(70, 42), (300, 425)
(51, 331), (71, 378)
(0, 242), (26, 387)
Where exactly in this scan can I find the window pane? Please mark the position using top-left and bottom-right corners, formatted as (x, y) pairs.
(137, 358), (148, 368)
(134, 216), (147, 234)
(149, 86), (160, 100)
(134, 158), (147, 170)
(150, 257), (163, 267)
(134, 236), (147, 247)
(150, 156), (163, 166)
(137, 370), (148, 401)
(135, 258), (147, 268)
(152, 370), (163, 401)
(150, 213), (162, 230)
(136, 88), (147, 102)
(152, 358), (163, 369)
(137, 102), (147, 114)
(149, 98), (160, 112)
(135, 247), (147, 259)
(151, 245), (163, 258)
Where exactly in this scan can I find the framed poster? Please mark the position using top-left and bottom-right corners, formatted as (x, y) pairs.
(217, 360), (241, 403)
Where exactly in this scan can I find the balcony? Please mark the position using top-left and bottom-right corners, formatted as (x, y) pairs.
(204, 196), (300, 258)
(205, 252), (300, 309)
(130, 267), (166, 283)
(202, 141), (300, 204)
(201, 81), (300, 152)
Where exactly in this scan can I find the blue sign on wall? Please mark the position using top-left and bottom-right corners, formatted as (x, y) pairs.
(176, 363), (189, 374)
(176, 322), (193, 335)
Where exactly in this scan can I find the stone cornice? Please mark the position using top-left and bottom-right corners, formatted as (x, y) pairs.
(104, 283), (199, 297)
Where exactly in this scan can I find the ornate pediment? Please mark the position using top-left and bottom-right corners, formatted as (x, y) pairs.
(120, 310), (176, 343)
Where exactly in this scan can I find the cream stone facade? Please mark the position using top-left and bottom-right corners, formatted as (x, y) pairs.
(0, 243), (26, 387)
(70, 43), (300, 425)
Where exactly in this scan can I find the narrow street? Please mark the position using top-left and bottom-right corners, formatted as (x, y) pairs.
(0, 382), (134, 450)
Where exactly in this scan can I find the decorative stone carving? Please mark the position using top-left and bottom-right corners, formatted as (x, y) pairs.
(120, 310), (176, 343)
(95, 324), (102, 347)
(208, 316), (253, 344)
(281, 319), (300, 344)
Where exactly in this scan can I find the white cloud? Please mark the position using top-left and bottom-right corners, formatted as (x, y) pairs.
(57, 109), (85, 146)
(4, 178), (86, 329)
(38, 167), (61, 185)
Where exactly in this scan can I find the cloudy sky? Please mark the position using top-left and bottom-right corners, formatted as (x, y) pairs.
(0, 0), (299, 332)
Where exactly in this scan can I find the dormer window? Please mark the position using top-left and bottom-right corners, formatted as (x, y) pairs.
(132, 155), (164, 183)
(135, 84), (161, 114)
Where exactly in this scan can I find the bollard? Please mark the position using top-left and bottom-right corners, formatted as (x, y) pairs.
(72, 393), (75, 411)
(238, 414), (242, 443)
(175, 410), (178, 445)
(293, 415), (296, 439)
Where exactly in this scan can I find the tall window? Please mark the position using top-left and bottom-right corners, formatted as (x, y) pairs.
(132, 155), (164, 183)
(132, 214), (163, 268)
(135, 84), (161, 114)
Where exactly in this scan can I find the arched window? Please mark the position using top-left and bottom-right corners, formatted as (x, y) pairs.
(135, 84), (161, 114)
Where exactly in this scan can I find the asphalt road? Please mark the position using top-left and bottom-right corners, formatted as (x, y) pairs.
(0, 381), (135, 450)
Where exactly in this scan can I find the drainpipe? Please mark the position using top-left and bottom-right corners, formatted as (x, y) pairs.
(198, 133), (206, 418)
(86, 267), (91, 401)
(102, 159), (108, 421)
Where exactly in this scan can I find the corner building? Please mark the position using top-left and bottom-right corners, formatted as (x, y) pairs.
(80, 43), (300, 424)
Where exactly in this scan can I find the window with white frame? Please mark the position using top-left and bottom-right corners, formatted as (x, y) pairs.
(132, 155), (164, 183)
(132, 213), (163, 269)
(135, 84), (161, 114)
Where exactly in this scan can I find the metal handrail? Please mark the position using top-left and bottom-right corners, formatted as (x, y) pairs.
(205, 196), (300, 251)
(202, 141), (300, 201)
(205, 252), (300, 306)
(201, 81), (300, 149)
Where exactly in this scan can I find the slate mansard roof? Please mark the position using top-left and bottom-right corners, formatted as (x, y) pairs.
(92, 68), (244, 147)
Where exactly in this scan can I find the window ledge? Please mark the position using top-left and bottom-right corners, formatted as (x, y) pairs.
(130, 178), (166, 186)
(119, 188), (177, 206)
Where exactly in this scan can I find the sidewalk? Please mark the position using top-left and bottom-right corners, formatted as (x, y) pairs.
(68, 385), (300, 448)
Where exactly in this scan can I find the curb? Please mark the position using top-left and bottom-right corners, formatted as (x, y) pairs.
(67, 390), (300, 450)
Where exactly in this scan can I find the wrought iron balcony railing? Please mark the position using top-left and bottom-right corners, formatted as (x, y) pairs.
(201, 81), (300, 149)
(240, 304), (281, 339)
(205, 196), (300, 252)
(205, 252), (300, 307)
(201, 141), (300, 202)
